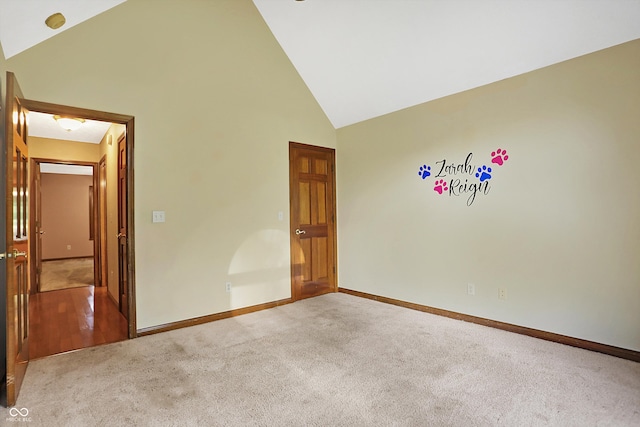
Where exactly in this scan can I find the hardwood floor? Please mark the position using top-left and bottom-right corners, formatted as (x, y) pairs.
(29, 286), (128, 359)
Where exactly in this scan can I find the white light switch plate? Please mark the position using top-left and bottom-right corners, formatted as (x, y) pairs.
(152, 211), (165, 223)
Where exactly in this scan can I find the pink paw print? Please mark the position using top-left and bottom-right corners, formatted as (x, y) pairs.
(434, 179), (448, 195)
(491, 148), (509, 166)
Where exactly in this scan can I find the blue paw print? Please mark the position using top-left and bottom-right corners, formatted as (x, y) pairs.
(475, 165), (492, 182)
(418, 165), (431, 179)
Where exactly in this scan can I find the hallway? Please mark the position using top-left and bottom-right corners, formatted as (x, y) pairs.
(29, 286), (128, 359)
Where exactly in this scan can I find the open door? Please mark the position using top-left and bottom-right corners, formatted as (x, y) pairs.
(117, 134), (128, 319)
(3, 72), (30, 407)
(30, 161), (43, 293)
(98, 156), (108, 287)
(289, 142), (337, 300)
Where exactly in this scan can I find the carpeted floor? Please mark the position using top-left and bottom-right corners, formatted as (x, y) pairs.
(39, 258), (94, 292)
(5, 293), (640, 426)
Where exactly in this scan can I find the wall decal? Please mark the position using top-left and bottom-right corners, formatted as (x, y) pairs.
(491, 149), (509, 166)
(418, 165), (431, 179)
(417, 149), (509, 206)
(434, 179), (448, 194)
(475, 165), (492, 182)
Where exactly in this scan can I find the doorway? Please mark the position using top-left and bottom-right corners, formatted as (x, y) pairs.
(30, 160), (98, 295)
(20, 98), (137, 337)
(26, 135), (131, 359)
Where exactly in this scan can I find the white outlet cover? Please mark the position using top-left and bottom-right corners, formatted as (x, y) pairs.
(152, 211), (165, 223)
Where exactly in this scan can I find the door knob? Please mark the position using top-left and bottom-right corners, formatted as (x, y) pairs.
(117, 232), (126, 238)
(12, 249), (27, 259)
(39, 230), (45, 235)
(295, 229), (306, 235)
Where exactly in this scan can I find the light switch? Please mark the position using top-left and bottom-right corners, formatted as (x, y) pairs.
(152, 211), (165, 223)
(278, 211), (284, 221)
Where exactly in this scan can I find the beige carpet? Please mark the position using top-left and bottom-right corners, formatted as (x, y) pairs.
(39, 258), (94, 292)
(5, 293), (640, 426)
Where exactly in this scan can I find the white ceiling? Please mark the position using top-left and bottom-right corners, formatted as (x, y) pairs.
(40, 163), (93, 176)
(28, 111), (111, 144)
(1, 0), (640, 131)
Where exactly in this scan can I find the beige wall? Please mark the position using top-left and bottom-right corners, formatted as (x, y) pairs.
(1, 42), (7, 116)
(29, 137), (101, 162)
(40, 173), (94, 260)
(336, 39), (640, 351)
(3, 0), (335, 329)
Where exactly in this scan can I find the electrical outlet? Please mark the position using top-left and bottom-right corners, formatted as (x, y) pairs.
(498, 288), (507, 300)
(467, 283), (475, 295)
(225, 282), (232, 293)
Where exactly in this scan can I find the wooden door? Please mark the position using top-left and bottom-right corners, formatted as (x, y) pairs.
(3, 72), (30, 407)
(117, 135), (128, 318)
(31, 161), (43, 293)
(289, 142), (337, 300)
(98, 157), (108, 287)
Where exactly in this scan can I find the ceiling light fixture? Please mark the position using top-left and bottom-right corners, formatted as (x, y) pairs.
(53, 115), (85, 131)
(45, 13), (66, 30)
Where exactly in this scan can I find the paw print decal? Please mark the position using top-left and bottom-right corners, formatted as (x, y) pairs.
(475, 165), (492, 182)
(434, 179), (448, 194)
(418, 165), (431, 179)
(491, 149), (508, 166)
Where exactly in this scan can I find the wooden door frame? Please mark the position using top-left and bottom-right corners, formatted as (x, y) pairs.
(21, 98), (137, 338)
(288, 141), (338, 301)
(29, 158), (99, 294)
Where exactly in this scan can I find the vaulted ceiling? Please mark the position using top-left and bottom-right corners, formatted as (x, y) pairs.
(1, 0), (640, 132)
